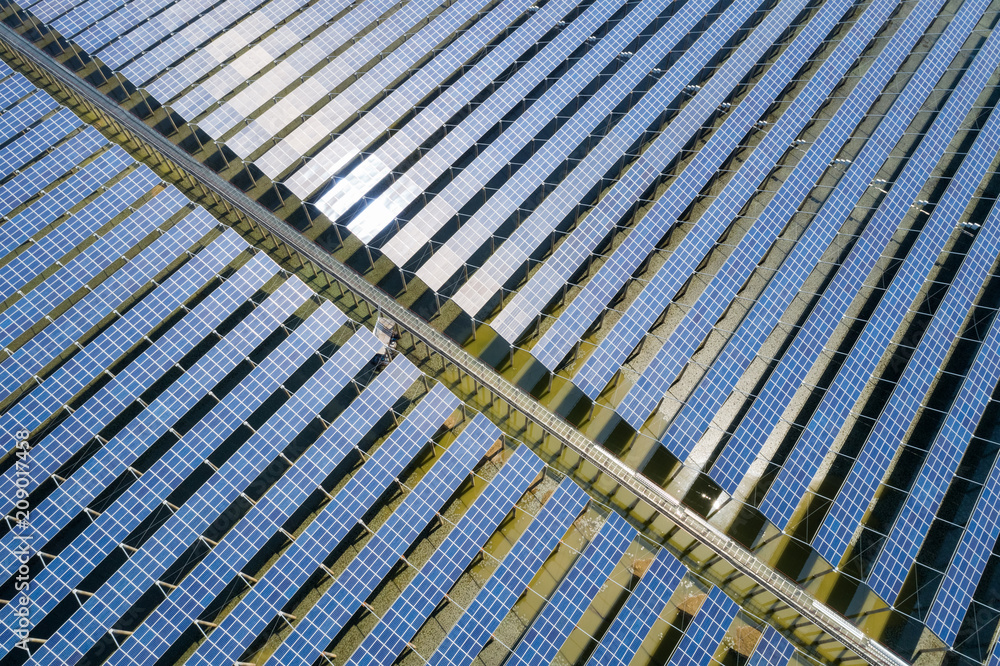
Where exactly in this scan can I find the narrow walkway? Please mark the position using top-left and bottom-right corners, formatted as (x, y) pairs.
(0, 21), (907, 666)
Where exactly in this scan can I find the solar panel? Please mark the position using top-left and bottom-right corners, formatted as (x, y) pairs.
(0, 74), (37, 114)
(708, 11), (1000, 496)
(527, 0), (858, 368)
(418, 0), (726, 298)
(0, 187), (190, 351)
(927, 445), (1000, 645)
(260, 0), (540, 182)
(0, 108), (83, 180)
(425, 476), (589, 666)
(812, 190), (1000, 565)
(171, 0), (361, 120)
(616, 0), (957, 431)
(144, 0), (316, 103)
(0, 126), (108, 217)
(570, 0), (903, 400)
(484, 0), (813, 340)
(0, 164), (160, 307)
(758, 79), (1000, 529)
(0, 266), (304, 521)
(661, 0), (994, 465)
(344, 444), (545, 666)
(107, 356), (424, 666)
(373, 0), (672, 257)
(268, 402), (518, 665)
(585, 547), (686, 666)
(120, 0), (278, 87)
(93, 0), (231, 69)
(285, 0), (579, 202)
(222, 0), (462, 159)
(186, 411), (495, 665)
(0, 146), (133, 256)
(868, 300), (1000, 601)
(665, 586), (737, 665)
(506, 510), (635, 666)
(0, 228), (245, 438)
(195, 0), (420, 138)
(0, 207), (213, 401)
(28, 306), (364, 663)
(747, 625), (795, 666)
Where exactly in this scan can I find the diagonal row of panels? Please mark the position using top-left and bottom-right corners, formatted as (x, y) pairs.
(0, 74), (803, 666)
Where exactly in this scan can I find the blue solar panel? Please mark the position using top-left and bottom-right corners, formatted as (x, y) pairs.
(426, 476), (589, 666)
(0, 90), (59, 145)
(0, 187), (190, 350)
(490, 0), (814, 343)
(0, 146), (133, 257)
(586, 547), (686, 666)
(260, 0), (545, 183)
(29, 306), (363, 663)
(617, 0), (952, 431)
(660, 0), (994, 465)
(222, 0), (469, 160)
(0, 73), (35, 110)
(186, 411), (494, 666)
(747, 625), (795, 666)
(286, 0), (579, 203)
(666, 586), (737, 665)
(570, 0), (903, 401)
(529, 0), (858, 370)
(119, 0), (277, 87)
(709, 10), (1000, 497)
(0, 126), (108, 217)
(0, 228), (246, 454)
(812, 193), (1000, 565)
(927, 450), (1000, 645)
(0, 166), (161, 307)
(758, 75), (1000, 529)
(0, 263), (297, 525)
(269, 404), (516, 665)
(506, 511), (635, 666)
(107, 356), (423, 665)
(422, 0), (729, 301)
(344, 445), (545, 666)
(172, 0), (388, 120)
(374, 0), (674, 259)
(0, 283), (328, 648)
(0, 107), (83, 180)
(0, 206), (213, 401)
(869, 304), (1000, 601)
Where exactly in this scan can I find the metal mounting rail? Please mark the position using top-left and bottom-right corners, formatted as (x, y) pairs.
(0, 22), (908, 666)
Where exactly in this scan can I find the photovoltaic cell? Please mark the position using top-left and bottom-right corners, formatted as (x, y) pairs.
(373, 0), (676, 257)
(758, 88), (1000, 529)
(708, 11), (1000, 496)
(506, 510), (635, 666)
(570, 0), (901, 400)
(185, 412), (495, 666)
(617, 0), (950, 430)
(868, 287), (1000, 601)
(344, 444), (545, 666)
(426, 476), (589, 666)
(418, 0), (728, 296)
(107, 355), (424, 666)
(29, 305), (361, 663)
(812, 186), (1000, 565)
(268, 399), (513, 665)
(493, 0), (814, 346)
(660, 0), (993, 464)
(586, 547), (687, 666)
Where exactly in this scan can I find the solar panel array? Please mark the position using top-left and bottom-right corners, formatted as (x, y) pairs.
(0, 78), (806, 666)
(9, 0), (1000, 660)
